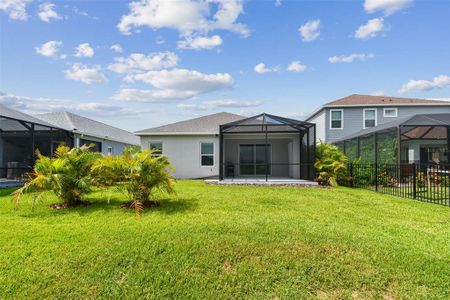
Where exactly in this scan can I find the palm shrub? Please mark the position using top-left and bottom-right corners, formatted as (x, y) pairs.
(13, 145), (102, 208)
(92, 148), (175, 215)
(314, 143), (348, 186)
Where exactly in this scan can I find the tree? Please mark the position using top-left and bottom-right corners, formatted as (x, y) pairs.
(314, 143), (348, 186)
(13, 145), (102, 208)
(92, 148), (175, 215)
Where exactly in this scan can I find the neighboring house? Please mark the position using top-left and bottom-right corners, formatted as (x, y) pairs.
(35, 112), (140, 156)
(333, 113), (450, 165)
(305, 94), (450, 143)
(135, 112), (316, 180)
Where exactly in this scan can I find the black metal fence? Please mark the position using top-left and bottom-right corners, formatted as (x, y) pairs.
(339, 163), (450, 206)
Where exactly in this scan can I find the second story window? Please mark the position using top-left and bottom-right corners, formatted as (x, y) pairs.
(330, 110), (343, 129)
(383, 108), (398, 117)
(364, 109), (377, 128)
(149, 142), (163, 157)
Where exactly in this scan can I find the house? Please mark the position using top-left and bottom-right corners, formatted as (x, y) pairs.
(333, 113), (450, 165)
(305, 94), (450, 143)
(0, 104), (72, 180)
(35, 112), (140, 156)
(135, 112), (316, 180)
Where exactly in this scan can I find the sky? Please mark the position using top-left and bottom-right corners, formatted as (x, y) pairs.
(1, 0), (449, 132)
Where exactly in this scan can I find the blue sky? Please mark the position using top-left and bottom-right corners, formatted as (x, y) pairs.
(1, 0), (449, 131)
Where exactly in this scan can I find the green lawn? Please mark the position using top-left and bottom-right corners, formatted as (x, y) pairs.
(0, 181), (449, 299)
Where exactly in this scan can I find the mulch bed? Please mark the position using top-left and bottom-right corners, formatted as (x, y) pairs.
(119, 201), (160, 210)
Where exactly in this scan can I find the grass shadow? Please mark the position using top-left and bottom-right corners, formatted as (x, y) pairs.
(153, 197), (199, 214)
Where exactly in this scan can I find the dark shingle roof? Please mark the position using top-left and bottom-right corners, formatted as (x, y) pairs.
(325, 94), (450, 107)
(135, 112), (245, 135)
(35, 112), (139, 145)
(0, 103), (61, 129)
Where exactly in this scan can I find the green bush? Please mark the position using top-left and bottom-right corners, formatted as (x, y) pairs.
(92, 148), (175, 215)
(314, 143), (348, 186)
(12, 145), (102, 208)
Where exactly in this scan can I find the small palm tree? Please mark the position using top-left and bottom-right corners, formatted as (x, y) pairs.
(92, 148), (175, 215)
(314, 143), (348, 186)
(13, 145), (102, 208)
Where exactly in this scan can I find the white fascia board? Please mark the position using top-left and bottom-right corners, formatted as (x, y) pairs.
(135, 132), (218, 136)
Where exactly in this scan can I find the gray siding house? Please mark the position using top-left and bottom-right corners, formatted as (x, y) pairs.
(305, 94), (450, 143)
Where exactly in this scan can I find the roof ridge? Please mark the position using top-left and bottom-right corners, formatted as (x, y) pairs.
(63, 111), (77, 131)
(135, 112), (245, 133)
(47, 111), (135, 134)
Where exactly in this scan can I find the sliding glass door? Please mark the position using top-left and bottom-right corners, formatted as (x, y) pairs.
(239, 144), (271, 176)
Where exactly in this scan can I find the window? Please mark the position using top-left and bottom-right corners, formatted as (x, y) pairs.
(383, 108), (398, 117)
(149, 142), (163, 157)
(201, 142), (214, 166)
(363, 109), (377, 128)
(330, 110), (343, 129)
(80, 139), (102, 152)
(107, 146), (113, 156)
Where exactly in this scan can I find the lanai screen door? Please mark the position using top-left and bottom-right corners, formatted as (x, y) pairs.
(239, 144), (271, 175)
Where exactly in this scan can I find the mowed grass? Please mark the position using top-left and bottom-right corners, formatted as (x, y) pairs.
(0, 181), (449, 299)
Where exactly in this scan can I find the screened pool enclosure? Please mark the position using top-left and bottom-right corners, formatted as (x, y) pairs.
(219, 113), (316, 181)
(0, 105), (72, 180)
(334, 114), (450, 165)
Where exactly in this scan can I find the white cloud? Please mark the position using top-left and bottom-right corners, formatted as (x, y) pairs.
(111, 89), (195, 102)
(114, 68), (233, 102)
(254, 63), (279, 74)
(287, 61), (307, 72)
(72, 6), (97, 20)
(110, 44), (123, 53)
(0, 91), (152, 117)
(74, 43), (95, 57)
(38, 2), (61, 23)
(0, 0), (30, 20)
(35, 40), (64, 58)
(117, 0), (249, 37)
(371, 90), (385, 96)
(355, 18), (387, 40)
(275, 0), (282, 7)
(398, 75), (450, 94)
(364, 0), (413, 16)
(177, 35), (223, 50)
(108, 51), (178, 74)
(65, 63), (108, 84)
(177, 99), (263, 111)
(155, 36), (165, 44)
(299, 19), (320, 42)
(328, 53), (374, 63)
(286, 112), (307, 119)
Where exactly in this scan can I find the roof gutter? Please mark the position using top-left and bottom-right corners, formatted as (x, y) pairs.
(135, 132), (217, 136)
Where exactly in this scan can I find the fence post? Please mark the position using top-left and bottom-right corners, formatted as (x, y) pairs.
(350, 163), (353, 187)
(412, 163), (417, 199)
(375, 163), (378, 191)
